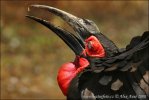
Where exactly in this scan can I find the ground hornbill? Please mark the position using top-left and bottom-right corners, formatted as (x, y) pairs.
(26, 5), (149, 100)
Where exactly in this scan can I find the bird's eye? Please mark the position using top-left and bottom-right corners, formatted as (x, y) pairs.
(87, 41), (93, 49)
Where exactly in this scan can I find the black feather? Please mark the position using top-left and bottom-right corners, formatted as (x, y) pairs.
(68, 31), (149, 100)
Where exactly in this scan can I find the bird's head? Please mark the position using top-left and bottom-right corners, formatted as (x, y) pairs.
(26, 5), (105, 96)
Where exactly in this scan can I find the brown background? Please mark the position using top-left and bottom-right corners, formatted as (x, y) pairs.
(1, 0), (148, 99)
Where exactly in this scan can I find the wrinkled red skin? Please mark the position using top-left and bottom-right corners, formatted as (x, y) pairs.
(85, 35), (105, 58)
(57, 35), (105, 96)
(57, 57), (89, 95)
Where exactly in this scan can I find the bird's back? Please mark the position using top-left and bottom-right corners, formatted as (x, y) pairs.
(68, 31), (149, 100)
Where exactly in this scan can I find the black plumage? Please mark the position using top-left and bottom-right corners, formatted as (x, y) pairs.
(26, 5), (149, 100)
(68, 32), (149, 100)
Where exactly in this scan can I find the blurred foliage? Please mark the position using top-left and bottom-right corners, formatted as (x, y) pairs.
(1, 0), (148, 99)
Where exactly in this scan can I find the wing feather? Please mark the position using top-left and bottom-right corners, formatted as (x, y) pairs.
(69, 31), (149, 100)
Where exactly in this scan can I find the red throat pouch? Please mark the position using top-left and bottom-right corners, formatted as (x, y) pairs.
(57, 57), (89, 96)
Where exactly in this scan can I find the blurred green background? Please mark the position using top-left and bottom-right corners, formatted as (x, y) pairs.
(1, 1), (148, 99)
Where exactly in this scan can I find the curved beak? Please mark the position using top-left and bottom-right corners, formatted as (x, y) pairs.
(26, 15), (84, 56)
(26, 5), (101, 56)
(28, 5), (100, 39)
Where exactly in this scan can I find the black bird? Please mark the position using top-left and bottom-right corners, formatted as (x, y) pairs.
(26, 5), (149, 100)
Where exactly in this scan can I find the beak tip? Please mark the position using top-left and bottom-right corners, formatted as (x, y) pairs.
(30, 4), (39, 7)
(27, 5), (39, 12)
(29, 4), (50, 9)
(25, 14), (31, 17)
(25, 15), (36, 21)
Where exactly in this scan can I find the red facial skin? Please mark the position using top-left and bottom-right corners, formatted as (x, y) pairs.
(57, 35), (105, 96)
(85, 35), (105, 58)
